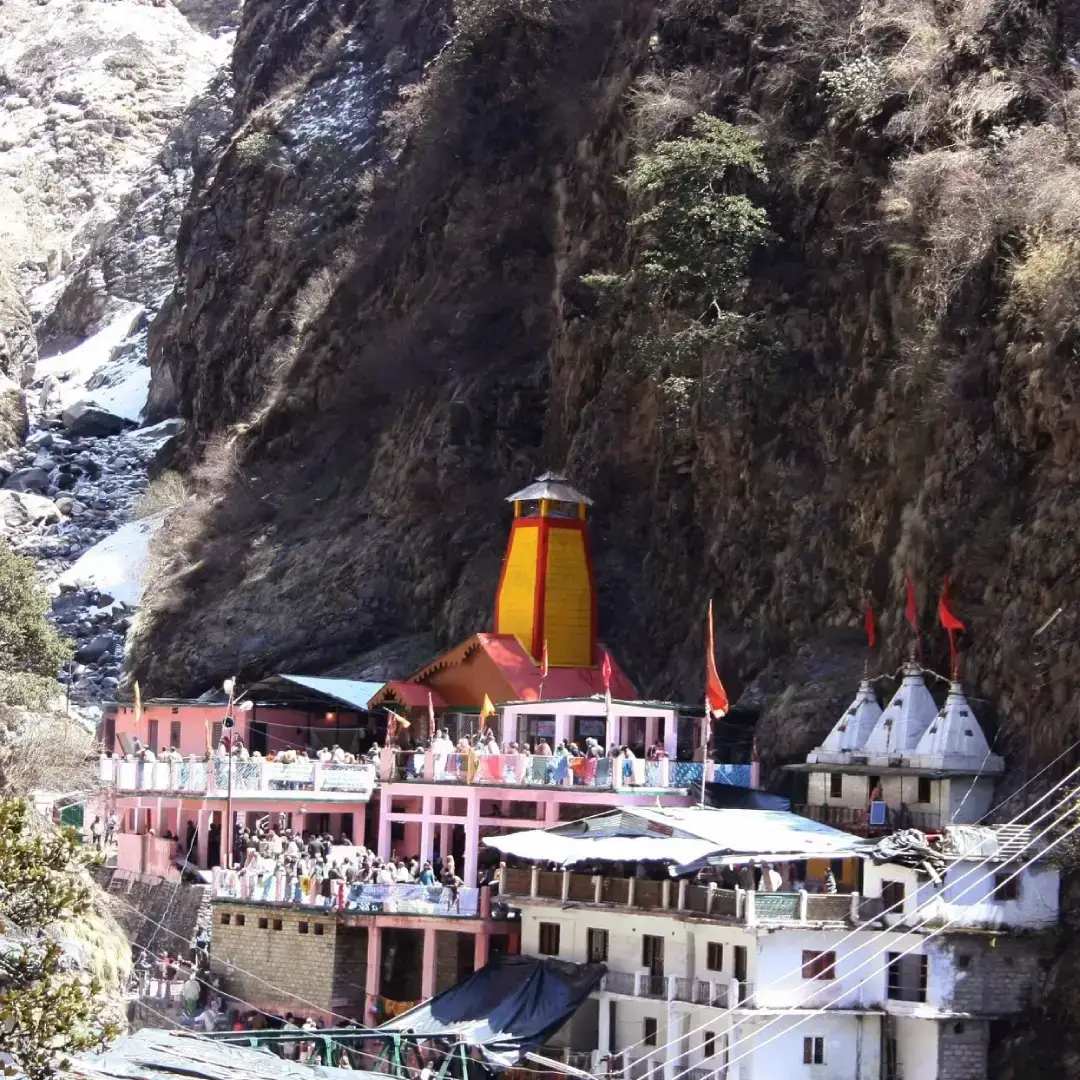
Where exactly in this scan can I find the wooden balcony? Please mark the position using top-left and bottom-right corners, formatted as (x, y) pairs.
(500, 867), (863, 926)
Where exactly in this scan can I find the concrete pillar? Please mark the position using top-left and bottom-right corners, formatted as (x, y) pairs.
(663, 713), (677, 759)
(464, 789), (480, 887)
(421, 928), (437, 999)
(365, 927), (383, 1021)
(597, 994), (611, 1054)
(420, 795), (435, 864)
(196, 808), (209, 868)
(439, 822), (451, 861)
(473, 930), (489, 971)
(377, 797), (392, 862)
(352, 808), (366, 847)
(542, 799), (560, 826)
(554, 712), (571, 747)
(645, 716), (658, 753)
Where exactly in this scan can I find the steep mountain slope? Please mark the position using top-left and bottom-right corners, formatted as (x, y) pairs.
(133, 0), (1080, 788)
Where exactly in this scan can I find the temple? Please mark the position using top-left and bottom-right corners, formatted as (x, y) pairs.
(369, 472), (634, 726)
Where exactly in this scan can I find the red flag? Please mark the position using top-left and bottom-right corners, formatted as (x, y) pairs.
(904, 572), (918, 629)
(705, 600), (729, 719)
(540, 641), (549, 680)
(938, 577), (965, 631)
(865, 601), (877, 650)
(601, 650), (612, 692)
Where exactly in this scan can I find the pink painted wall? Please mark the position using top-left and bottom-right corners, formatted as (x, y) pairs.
(109, 702), (248, 758)
(116, 832), (180, 879)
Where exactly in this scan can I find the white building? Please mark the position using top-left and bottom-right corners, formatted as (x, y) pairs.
(488, 804), (1056, 1080)
(792, 667), (1005, 833)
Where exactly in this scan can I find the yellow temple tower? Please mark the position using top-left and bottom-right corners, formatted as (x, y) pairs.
(494, 472), (597, 667)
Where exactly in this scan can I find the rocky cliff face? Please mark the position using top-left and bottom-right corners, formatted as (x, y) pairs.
(132, 0), (1080, 791)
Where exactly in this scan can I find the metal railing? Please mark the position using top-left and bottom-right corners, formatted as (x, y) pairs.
(212, 870), (484, 917)
(100, 755), (377, 797)
(501, 869), (862, 926)
(598, 971), (747, 1008)
(381, 751), (751, 791)
(795, 803), (942, 832)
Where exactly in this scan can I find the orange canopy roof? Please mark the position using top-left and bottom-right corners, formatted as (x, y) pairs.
(372, 681), (448, 709)
(370, 633), (638, 709)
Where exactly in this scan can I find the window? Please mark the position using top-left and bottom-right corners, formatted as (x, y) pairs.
(887, 953), (928, 1002)
(171, 706), (179, 714)
(587, 928), (609, 963)
(829, 773), (843, 798)
(212, 721), (223, 748)
(235, 914), (245, 927)
(538, 923), (561, 956)
(273, 919), (283, 931)
(299, 922), (309, 935)
(917, 776), (932, 803)
(147, 720), (159, 753)
(314, 923), (326, 936)
(703, 1032), (716, 1059)
(803, 1037), (824, 1065)
(170, 720), (182, 750)
(801, 951), (836, 981)
(642, 935), (664, 975)
(993, 873), (1019, 901)
(258, 918), (269, 930)
(881, 880), (906, 912)
(956, 954), (971, 970)
(220, 913), (231, 926)
(706, 943), (724, 972)
(643, 1018), (658, 1047)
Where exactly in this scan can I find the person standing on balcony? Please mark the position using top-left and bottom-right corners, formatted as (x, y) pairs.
(760, 862), (782, 892)
(419, 861), (436, 885)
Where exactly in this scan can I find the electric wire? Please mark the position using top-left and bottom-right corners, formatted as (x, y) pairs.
(602, 758), (1080, 1069)
(626, 781), (1080, 1080)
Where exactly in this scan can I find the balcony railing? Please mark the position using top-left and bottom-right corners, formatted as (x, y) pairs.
(795, 803), (942, 832)
(212, 869), (485, 917)
(100, 756), (377, 799)
(380, 751), (751, 792)
(501, 868), (863, 926)
(599, 970), (743, 1009)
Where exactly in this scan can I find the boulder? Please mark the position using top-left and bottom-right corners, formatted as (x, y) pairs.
(0, 491), (62, 527)
(4, 467), (51, 494)
(75, 635), (114, 663)
(60, 401), (130, 438)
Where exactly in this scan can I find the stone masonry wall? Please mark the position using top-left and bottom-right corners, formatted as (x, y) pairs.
(211, 902), (365, 1020)
(938, 1020), (990, 1080)
(938, 936), (1049, 1015)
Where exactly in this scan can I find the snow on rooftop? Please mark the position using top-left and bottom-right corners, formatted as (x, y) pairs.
(57, 513), (163, 609)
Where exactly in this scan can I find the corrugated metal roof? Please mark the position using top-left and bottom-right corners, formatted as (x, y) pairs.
(275, 675), (385, 711)
(505, 472), (592, 506)
(71, 1029), (363, 1080)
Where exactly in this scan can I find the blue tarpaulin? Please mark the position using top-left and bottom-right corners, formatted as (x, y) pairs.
(380, 956), (605, 1067)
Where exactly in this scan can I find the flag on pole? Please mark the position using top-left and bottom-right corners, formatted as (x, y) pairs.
(865, 601), (877, 650)
(133, 681), (143, 728)
(601, 649), (613, 711)
(938, 576), (965, 678)
(904, 571), (923, 662)
(479, 694), (496, 727)
(705, 601), (729, 719)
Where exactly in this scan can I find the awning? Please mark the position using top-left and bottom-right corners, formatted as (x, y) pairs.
(380, 955), (605, 1067)
(274, 675), (386, 711)
(483, 805), (872, 867)
(485, 832), (719, 868)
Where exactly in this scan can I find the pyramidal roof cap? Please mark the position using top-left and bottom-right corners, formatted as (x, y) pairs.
(817, 679), (882, 755)
(863, 663), (938, 755)
(913, 681), (995, 763)
(506, 471), (593, 506)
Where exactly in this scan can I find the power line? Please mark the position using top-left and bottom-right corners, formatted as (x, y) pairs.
(603, 756), (1080, 1069)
